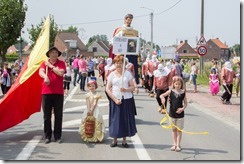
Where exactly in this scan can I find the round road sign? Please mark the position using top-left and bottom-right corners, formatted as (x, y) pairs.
(197, 46), (207, 56)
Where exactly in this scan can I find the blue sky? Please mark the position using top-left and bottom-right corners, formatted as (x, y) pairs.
(22, 0), (240, 47)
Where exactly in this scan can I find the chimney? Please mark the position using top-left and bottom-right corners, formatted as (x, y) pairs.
(180, 41), (183, 44)
(185, 40), (188, 43)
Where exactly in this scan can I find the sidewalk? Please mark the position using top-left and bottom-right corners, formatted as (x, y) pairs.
(185, 82), (240, 130)
(186, 83), (240, 106)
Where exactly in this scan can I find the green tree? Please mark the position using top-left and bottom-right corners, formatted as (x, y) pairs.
(28, 15), (59, 47)
(61, 26), (78, 35)
(230, 44), (240, 56)
(86, 34), (109, 48)
(0, 0), (27, 62)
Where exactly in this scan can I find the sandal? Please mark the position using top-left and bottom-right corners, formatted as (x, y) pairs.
(170, 145), (176, 151)
(110, 142), (117, 148)
(122, 143), (129, 148)
(160, 109), (166, 114)
(175, 146), (182, 152)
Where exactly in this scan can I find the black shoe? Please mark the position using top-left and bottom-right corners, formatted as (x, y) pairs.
(219, 97), (224, 102)
(55, 139), (62, 144)
(110, 142), (117, 147)
(122, 143), (129, 148)
(225, 101), (232, 105)
(44, 139), (51, 144)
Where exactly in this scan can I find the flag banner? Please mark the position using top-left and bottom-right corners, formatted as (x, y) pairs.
(0, 15), (50, 132)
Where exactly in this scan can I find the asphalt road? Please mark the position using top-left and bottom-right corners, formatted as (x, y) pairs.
(0, 72), (241, 161)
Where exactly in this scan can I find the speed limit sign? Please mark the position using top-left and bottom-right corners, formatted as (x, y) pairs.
(197, 46), (207, 56)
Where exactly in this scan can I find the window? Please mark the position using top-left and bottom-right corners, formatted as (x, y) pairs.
(93, 47), (97, 52)
(225, 49), (229, 55)
(182, 50), (187, 53)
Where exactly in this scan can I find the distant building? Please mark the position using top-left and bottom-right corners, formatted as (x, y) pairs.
(175, 40), (198, 59)
(141, 43), (152, 59)
(87, 41), (110, 57)
(161, 46), (176, 60)
(54, 32), (93, 59)
(204, 38), (229, 61)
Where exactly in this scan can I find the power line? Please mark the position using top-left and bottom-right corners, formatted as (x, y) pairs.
(155, 0), (182, 15)
(56, 1), (182, 27)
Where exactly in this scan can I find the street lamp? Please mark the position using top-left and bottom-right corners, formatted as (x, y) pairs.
(18, 31), (25, 59)
(65, 48), (68, 59)
(141, 6), (154, 54)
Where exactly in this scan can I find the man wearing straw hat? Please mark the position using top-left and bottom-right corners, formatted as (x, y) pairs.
(39, 46), (66, 144)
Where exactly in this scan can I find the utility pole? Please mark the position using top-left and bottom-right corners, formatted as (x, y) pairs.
(141, 7), (154, 55)
(200, 0), (204, 75)
(150, 12), (154, 54)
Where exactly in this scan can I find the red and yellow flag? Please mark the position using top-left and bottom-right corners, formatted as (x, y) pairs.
(0, 15), (50, 132)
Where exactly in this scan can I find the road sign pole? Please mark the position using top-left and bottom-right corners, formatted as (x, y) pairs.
(200, 0), (204, 75)
(197, 45), (207, 75)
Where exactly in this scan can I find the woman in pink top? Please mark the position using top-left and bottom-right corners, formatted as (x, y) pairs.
(78, 54), (87, 91)
(72, 55), (80, 86)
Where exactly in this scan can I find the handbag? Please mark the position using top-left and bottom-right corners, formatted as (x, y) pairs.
(64, 75), (71, 82)
(80, 72), (87, 77)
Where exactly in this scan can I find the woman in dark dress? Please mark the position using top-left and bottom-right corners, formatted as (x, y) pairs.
(105, 55), (137, 148)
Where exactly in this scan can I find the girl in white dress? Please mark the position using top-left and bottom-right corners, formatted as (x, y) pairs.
(79, 80), (104, 142)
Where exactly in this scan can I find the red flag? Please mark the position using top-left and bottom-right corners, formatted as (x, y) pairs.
(0, 15), (50, 132)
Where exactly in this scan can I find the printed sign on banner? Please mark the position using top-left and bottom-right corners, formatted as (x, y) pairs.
(113, 36), (140, 55)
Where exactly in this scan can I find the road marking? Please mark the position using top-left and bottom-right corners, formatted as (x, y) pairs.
(64, 103), (109, 113)
(64, 85), (108, 103)
(61, 114), (151, 160)
(16, 84), (151, 160)
(131, 134), (151, 160)
(15, 135), (42, 160)
(62, 114), (109, 127)
(62, 119), (81, 128)
(64, 85), (79, 103)
(67, 99), (109, 102)
(15, 87), (79, 160)
(62, 127), (109, 132)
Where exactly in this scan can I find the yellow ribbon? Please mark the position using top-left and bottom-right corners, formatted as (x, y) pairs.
(160, 105), (209, 135)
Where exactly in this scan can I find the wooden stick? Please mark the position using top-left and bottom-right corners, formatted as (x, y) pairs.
(225, 85), (231, 95)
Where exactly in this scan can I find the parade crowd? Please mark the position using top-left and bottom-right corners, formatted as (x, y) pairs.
(34, 45), (240, 152)
(0, 13), (240, 153)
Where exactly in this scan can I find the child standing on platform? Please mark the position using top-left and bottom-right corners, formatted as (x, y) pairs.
(160, 76), (188, 152)
(79, 80), (104, 142)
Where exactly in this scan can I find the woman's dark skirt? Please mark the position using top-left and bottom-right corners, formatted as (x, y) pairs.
(109, 97), (137, 138)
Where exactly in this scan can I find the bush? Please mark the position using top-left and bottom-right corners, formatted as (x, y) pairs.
(185, 61), (219, 86)
(5, 53), (19, 62)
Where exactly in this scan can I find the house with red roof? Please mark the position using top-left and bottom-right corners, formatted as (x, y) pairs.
(54, 32), (93, 59)
(204, 38), (229, 61)
(175, 40), (198, 59)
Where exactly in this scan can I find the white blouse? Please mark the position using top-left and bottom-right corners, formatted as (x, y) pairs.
(107, 70), (133, 99)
